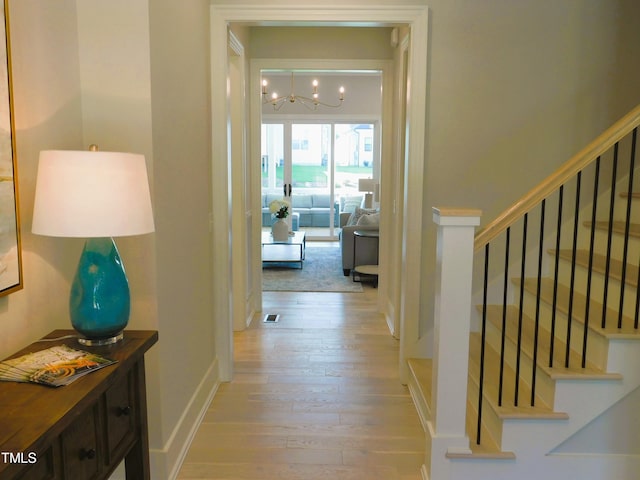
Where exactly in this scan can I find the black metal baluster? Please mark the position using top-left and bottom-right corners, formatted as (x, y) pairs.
(515, 214), (528, 406)
(550, 186), (564, 368)
(602, 144), (619, 328)
(477, 243), (490, 445)
(531, 200), (545, 406)
(583, 158), (600, 368)
(618, 129), (637, 328)
(499, 228), (510, 407)
(565, 172), (582, 368)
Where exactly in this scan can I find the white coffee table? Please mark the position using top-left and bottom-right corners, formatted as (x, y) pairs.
(261, 231), (306, 269)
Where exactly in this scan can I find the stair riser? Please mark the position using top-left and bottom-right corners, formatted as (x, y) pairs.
(611, 170), (640, 219)
(478, 247), (638, 325)
(609, 205), (640, 231)
(519, 290), (610, 370)
(483, 319), (557, 408)
(553, 224), (637, 260)
(554, 261), (638, 322)
(582, 164), (640, 224)
(466, 371), (505, 448)
(587, 227), (640, 262)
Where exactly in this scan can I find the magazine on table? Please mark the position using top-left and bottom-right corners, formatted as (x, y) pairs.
(0, 344), (117, 387)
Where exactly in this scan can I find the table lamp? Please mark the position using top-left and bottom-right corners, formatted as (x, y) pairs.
(32, 147), (155, 346)
(358, 178), (377, 209)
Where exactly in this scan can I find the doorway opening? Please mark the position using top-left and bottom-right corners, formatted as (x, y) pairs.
(259, 70), (382, 298)
(211, 6), (429, 382)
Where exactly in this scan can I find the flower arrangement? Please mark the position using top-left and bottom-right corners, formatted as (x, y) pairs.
(269, 199), (290, 219)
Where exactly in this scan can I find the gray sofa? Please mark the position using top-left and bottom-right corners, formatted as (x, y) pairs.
(262, 193), (339, 227)
(339, 210), (379, 276)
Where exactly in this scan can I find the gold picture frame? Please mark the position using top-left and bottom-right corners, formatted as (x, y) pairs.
(0, 1), (22, 296)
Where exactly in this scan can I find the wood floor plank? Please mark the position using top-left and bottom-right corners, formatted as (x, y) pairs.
(178, 462), (403, 480)
(177, 288), (426, 479)
(191, 421), (424, 439)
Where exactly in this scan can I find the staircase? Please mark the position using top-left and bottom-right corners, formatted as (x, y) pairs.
(408, 105), (640, 480)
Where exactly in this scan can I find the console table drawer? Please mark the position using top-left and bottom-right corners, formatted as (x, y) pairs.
(61, 406), (100, 479)
(14, 445), (58, 480)
(105, 370), (136, 462)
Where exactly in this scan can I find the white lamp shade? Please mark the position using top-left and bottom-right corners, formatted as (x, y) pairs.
(358, 178), (376, 193)
(32, 150), (155, 237)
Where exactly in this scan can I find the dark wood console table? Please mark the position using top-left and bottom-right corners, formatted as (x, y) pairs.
(0, 329), (158, 480)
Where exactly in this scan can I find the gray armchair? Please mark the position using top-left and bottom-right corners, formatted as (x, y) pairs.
(339, 211), (379, 276)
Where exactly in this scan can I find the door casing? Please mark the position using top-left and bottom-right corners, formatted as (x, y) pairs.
(210, 5), (430, 382)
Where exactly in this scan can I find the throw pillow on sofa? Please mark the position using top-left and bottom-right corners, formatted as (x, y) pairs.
(357, 211), (380, 226)
(340, 195), (364, 214)
(347, 207), (378, 226)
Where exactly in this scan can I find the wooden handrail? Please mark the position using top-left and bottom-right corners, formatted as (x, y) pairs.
(474, 104), (640, 252)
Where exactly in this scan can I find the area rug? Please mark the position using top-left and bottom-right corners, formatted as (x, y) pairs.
(262, 246), (363, 292)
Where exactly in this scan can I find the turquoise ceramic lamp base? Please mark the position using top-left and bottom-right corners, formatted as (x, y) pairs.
(70, 237), (130, 346)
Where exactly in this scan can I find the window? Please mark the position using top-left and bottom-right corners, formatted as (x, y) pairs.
(364, 136), (373, 152)
(261, 121), (377, 237)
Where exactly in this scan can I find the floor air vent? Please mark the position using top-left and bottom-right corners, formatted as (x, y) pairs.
(263, 314), (280, 323)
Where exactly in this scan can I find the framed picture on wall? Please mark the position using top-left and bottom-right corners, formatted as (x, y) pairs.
(0, 0), (22, 296)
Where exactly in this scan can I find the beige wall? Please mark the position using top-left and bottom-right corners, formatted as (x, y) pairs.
(3, 0), (83, 359)
(424, 0), (640, 217)
(6, 0), (215, 477)
(6, 0), (160, 356)
(147, 0), (215, 474)
(249, 26), (394, 60)
(75, 0), (157, 329)
(418, 0), (640, 342)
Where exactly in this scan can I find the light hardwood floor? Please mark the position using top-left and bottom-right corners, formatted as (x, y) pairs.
(177, 289), (425, 480)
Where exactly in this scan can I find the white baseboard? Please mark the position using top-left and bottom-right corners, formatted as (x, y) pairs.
(245, 305), (255, 329)
(385, 312), (395, 337)
(384, 298), (397, 338)
(407, 383), (429, 433)
(149, 357), (220, 480)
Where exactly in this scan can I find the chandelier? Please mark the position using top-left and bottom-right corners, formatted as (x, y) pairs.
(261, 72), (345, 111)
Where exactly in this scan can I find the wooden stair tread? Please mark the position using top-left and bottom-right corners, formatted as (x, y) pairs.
(551, 249), (639, 288)
(448, 449), (515, 460)
(468, 333), (567, 419)
(464, 397), (505, 455)
(620, 192), (640, 199)
(543, 365), (622, 380)
(518, 277), (640, 337)
(407, 358), (516, 459)
(480, 304), (617, 378)
(585, 220), (640, 238)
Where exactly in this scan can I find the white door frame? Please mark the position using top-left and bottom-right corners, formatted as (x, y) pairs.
(210, 4), (429, 382)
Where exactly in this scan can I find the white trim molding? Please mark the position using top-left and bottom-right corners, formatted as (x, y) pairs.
(210, 2), (430, 389)
(137, 359), (219, 480)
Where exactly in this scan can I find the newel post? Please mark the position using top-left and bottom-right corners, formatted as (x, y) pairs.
(429, 207), (482, 471)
